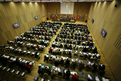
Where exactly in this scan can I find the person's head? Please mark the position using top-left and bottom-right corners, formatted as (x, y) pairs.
(74, 73), (77, 75)
(38, 64), (41, 67)
(27, 62), (29, 65)
(68, 69), (70, 71)
(45, 67), (47, 69)
(39, 66), (41, 68)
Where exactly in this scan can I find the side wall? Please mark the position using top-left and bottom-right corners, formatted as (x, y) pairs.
(0, 2), (47, 45)
(47, 2), (60, 18)
(74, 2), (91, 21)
(47, 2), (91, 21)
(88, 1), (121, 81)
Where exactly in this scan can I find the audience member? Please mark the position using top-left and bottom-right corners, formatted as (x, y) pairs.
(51, 68), (55, 79)
(66, 69), (70, 80)
(72, 73), (79, 81)
(26, 62), (31, 73)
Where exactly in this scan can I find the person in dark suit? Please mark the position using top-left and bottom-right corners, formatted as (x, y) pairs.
(99, 64), (105, 71)
(72, 60), (77, 69)
(92, 63), (97, 72)
(66, 69), (70, 80)
(78, 61), (84, 70)
(44, 55), (49, 62)
(65, 44), (67, 49)
(60, 58), (64, 66)
(69, 51), (72, 58)
(99, 64), (105, 75)
(65, 59), (70, 68)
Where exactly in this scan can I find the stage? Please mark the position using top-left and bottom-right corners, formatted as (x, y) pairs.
(52, 18), (76, 23)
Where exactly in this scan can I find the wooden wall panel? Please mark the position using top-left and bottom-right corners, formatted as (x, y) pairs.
(0, 33), (6, 45)
(47, 2), (60, 18)
(0, 2), (47, 45)
(88, 1), (121, 81)
(74, 2), (91, 20)
(47, 2), (91, 20)
(42, 3), (47, 21)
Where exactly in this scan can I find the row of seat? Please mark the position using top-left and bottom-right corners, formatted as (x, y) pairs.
(49, 47), (100, 61)
(7, 40), (45, 51)
(44, 54), (105, 73)
(55, 37), (94, 46)
(2, 46), (40, 59)
(0, 53), (35, 71)
(21, 34), (52, 41)
(42, 23), (109, 80)
(0, 65), (25, 77)
(38, 63), (110, 81)
(22, 37), (50, 46)
(52, 41), (95, 49)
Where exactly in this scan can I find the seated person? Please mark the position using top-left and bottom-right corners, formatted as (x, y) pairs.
(55, 37), (58, 41)
(44, 55), (49, 62)
(71, 60), (77, 69)
(92, 63), (97, 71)
(69, 44), (72, 49)
(64, 44), (67, 48)
(38, 64), (44, 75)
(58, 49), (61, 55)
(54, 56), (59, 66)
(27, 44), (31, 50)
(96, 54), (100, 61)
(59, 43), (63, 48)
(85, 37), (88, 40)
(86, 61), (92, 69)
(35, 52), (39, 58)
(49, 47), (53, 53)
(26, 62), (31, 73)
(72, 73), (79, 81)
(68, 51), (72, 58)
(66, 69), (70, 80)
(45, 33), (47, 36)
(60, 58), (64, 66)
(7, 40), (10, 44)
(83, 53), (88, 58)
(99, 64), (105, 71)
(51, 68), (55, 79)
(65, 59), (70, 68)
(36, 45), (39, 50)
(88, 74), (93, 81)
(83, 47), (87, 52)
(63, 69), (67, 79)
(92, 46), (97, 53)
(78, 61), (84, 70)
(90, 55), (95, 60)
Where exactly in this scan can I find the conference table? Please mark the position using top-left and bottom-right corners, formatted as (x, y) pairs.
(60, 18), (71, 21)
